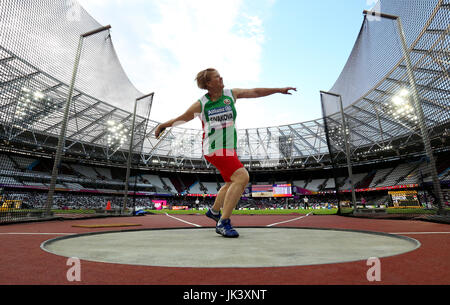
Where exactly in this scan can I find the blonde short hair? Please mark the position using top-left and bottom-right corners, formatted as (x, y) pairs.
(195, 68), (216, 90)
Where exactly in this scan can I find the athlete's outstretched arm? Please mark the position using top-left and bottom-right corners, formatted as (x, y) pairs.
(155, 101), (201, 138)
(233, 87), (296, 100)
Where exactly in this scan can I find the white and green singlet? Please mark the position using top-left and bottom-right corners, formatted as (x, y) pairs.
(198, 89), (238, 155)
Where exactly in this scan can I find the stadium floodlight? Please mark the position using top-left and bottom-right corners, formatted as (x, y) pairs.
(386, 89), (418, 125)
(13, 87), (61, 131)
(106, 120), (129, 151)
(44, 25), (111, 216)
(364, 10), (444, 214)
(398, 88), (409, 97)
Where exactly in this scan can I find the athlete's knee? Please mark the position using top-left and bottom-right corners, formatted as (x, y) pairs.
(221, 182), (232, 192)
(231, 168), (249, 186)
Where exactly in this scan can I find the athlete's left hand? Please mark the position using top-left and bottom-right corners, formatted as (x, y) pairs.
(280, 87), (297, 95)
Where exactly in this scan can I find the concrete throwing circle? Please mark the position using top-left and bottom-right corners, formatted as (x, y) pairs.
(41, 227), (420, 268)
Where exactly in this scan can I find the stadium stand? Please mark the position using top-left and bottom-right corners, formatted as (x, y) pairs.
(188, 181), (203, 194)
(161, 177), (177, 193)
(293, 180), (306, 188)
(377, 164), (416, 188)
(95, 167), (112, 180)
(305, 179), (326, 191)
(0, 0), (448, 222)
(10, 156), (37, 170)
(203, 182), (220, 194)
(71, 164), (99, 179)
(167, 175), (184, 193)
(354, 171), (375, 189)
(1, 149), (449, 213)
(341, 173), (366, 190)
(369, 168), (395, 188)
(141, 175), (164, 189)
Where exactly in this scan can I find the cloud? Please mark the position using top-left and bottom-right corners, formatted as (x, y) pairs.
(77, 0), (268, 130)
(137, 0), (267, 128)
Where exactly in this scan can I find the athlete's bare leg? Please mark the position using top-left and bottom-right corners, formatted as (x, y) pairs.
(221, 167), (249, 220)
(212, 182), (231, 212)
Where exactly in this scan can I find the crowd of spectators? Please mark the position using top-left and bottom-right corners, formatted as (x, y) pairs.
(1, 190), (447, 211)
(0, 191), (120, 210)
(0, 191), (340, 210)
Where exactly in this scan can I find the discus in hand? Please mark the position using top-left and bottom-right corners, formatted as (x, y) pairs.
(156, 125), (167, 140)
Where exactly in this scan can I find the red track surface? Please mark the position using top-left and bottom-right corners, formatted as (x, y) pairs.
(0, 214), (449, 285)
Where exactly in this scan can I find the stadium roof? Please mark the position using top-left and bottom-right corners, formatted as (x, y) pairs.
(0, 0), (448, 170)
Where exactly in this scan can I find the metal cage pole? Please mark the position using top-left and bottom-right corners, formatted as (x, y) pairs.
(338, 94), (357, 211)
(320, 91), (357, 213)
(122, 93), (154, 214)
(364, 10), (444, 214)
(44, 25), (111, 216)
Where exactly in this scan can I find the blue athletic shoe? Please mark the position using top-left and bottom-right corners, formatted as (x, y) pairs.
(205, 208), (221, 223)
(216, 218), (239, 238)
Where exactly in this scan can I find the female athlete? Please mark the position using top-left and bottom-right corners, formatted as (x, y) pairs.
(155, 68), (296, 237)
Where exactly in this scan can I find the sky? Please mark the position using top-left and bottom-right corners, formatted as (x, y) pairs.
(76, 0), (378, 130)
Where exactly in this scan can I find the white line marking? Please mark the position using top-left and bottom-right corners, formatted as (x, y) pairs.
(266, 212), (312, 227)
(390, 232), (450, 235)
(165, 213), (202, 228)
(0, 233), (74, 235)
